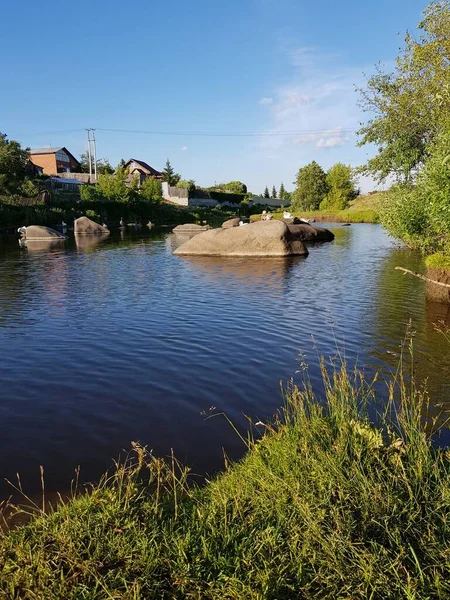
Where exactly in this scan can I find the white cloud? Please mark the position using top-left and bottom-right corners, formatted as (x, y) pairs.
(258, 97), (273, 105)
(180, 146), (188, 151)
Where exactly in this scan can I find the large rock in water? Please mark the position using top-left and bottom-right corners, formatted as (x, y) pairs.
(173, 223), (212, 233)
(25, 226), (66, 241)
(287, 223), (334, 242)
(74, 217), (109, 234)
(174, 220), (308, 257)
(222, 217), (240, 228)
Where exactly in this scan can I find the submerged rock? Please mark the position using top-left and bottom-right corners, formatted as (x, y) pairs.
(74, 217), (109, 235)
(174, 220), (308, 257)
(221, 217), (241, 228)
(25, 226), (66, 241)
(173, 224), (213, 233)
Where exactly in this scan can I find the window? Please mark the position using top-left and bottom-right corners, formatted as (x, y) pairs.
(56, 150), (70, 163)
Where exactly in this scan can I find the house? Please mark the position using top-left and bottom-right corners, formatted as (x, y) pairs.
(124, 159), (162, 186)
(29, 147), (81, 175)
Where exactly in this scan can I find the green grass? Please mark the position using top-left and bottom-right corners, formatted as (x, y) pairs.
(1, 348), (449, 599)
(425, 252), (450, 271)
(251, 194), (383, 224)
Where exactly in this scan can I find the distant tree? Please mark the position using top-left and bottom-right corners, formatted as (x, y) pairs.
(0, 132), (29, 194)
(279, 182), (286, 199)
(320, 163), (358, 211)
(162, 159), (181, 186)
(291, 161), (329, 211)
(176, 179), (196, 194)
(117, 159), (127, 170)
(271, 185), (277, 198)
(140, 176), (162, 203)
(79, 152), (114, 175)
(222, 180), (247, 194)
(263, 186), (270, 198)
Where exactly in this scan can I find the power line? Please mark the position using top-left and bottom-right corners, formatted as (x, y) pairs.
(97, 127), (357, 137)
(13, 126), (357, 138)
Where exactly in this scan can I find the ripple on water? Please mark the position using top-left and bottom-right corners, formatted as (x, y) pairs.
(0, 225), (449, 497)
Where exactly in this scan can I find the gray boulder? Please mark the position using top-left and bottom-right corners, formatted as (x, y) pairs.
(287, 223), (334, 242)
(74, 217), (109, 235)
(222, 217), (241, 228)
(173, 223), (213, 233)
(25, 226), (66, 241)
(174, 220), (308, 257)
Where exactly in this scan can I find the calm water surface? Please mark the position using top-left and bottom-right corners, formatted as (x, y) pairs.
(0, 224), (449, 498)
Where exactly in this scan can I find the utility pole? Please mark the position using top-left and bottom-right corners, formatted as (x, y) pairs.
(92, 130), (98, 182)
(86, 128), (97, 182)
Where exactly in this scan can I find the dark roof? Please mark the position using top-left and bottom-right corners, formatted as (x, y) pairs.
(29, 146), (80, 166)
(125, 158), (162, 177)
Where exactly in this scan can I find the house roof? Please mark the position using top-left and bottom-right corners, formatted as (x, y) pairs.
(125, 158), (162, 177)
(29, 146), (80, 165)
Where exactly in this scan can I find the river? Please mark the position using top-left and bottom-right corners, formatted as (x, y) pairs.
(0, 224), (449, 499)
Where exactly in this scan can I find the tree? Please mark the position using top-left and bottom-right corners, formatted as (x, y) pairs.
(176, 179), (196, 194)
(271, 185), (277, 198)
(117, 159), (127, 170)
(79, 152), (114, 175)
(320, 163), (358, 211)
(279, 182), (286, 199)
(162, 159), (181, 186)
(263, 186), (270, 198)
(357, 1), (450, 182)
(0, 132), (29, 194)
(140, 176), (162, 203)
(291, 161), (329, 211)
(94, 167), (131, 203)
(222, 181), (247, 194)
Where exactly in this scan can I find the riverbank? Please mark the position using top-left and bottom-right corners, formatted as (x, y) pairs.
(250, 193), (383, 224)
(1, 357), (449, 599)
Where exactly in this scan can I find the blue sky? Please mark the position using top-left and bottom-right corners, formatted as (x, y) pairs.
(2, 0), (427, 193)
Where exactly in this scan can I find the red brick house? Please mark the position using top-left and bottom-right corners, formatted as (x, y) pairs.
(29, 147), (81, 175)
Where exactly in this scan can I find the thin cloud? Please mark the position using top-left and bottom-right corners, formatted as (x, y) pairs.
(180, 146), (188, 151)
(258, 97), (274, 105)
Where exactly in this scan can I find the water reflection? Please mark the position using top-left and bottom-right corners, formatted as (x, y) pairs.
(0, 226), (449, 501)
(75, 233), (110, 253)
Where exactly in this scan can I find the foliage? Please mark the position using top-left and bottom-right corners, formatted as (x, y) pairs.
(78, 152), (114, 175)
(291, 161), (329, 211)
(263, 186), (270, 198)
(221, 180), (247, 194)
(271, 185), (277, 198)
(357, 1), (450, 182)
(162, 159), (181, 186)
(116, 158), (127, 170)
(1, 353), (450, 599)
(279, 182), (286, 199)
(208, 190), (247, 204)
(176, 179), (196, 194)
(96, 167), (131, 203)
(0, 132), (30, 195)
(320, 163), (358, 211)
(380, 129), (450, 249)
(425, 251), (450, 269)
(140, 177), (163, 203)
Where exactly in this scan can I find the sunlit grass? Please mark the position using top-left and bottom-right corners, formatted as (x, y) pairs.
(0, 345), (449, 599)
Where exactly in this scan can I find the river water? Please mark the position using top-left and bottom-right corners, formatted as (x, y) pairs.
(0, 224), (449, 499)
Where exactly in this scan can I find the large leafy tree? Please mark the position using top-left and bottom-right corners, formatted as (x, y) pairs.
(162, 159), (181, 186)
(222, 181), (247, 194)
(0, 132), (29, 194)
(320, 163), (358, 211)
(357, 1), (450, 182)
(291, 161), (329, 211)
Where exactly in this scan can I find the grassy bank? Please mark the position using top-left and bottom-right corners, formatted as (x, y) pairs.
(1, 354), (449, 599)
(251, 194), (383, 224)
(0, 199), (250, 231)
